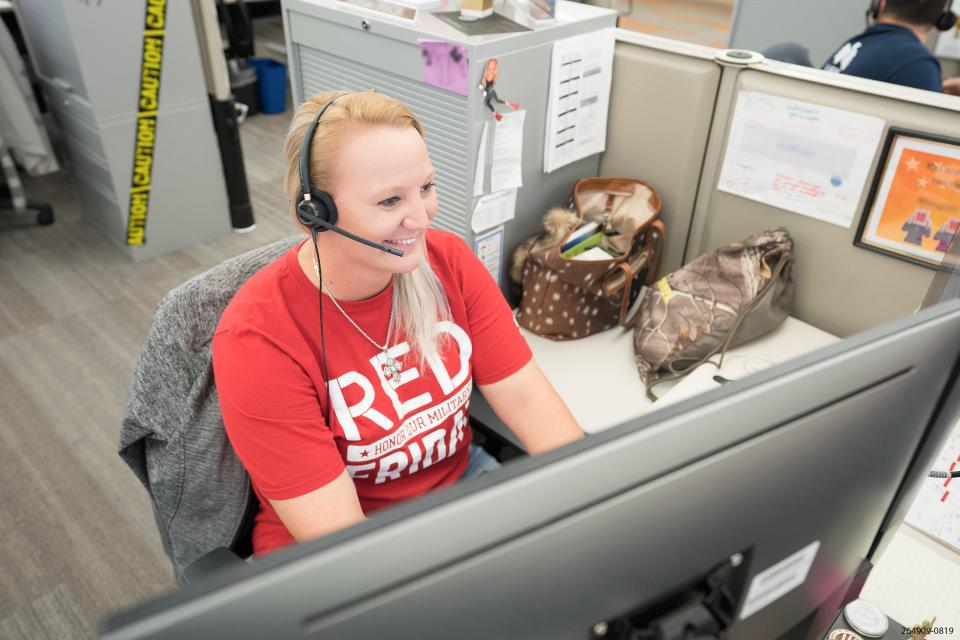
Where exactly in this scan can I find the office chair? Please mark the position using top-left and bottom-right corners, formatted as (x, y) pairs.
(119, 236), (300, 584)
(761, 42), (815, 67)
(0, 136), (54, 226)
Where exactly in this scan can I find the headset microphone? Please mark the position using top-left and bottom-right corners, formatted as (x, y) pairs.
(297, 204), (404, 256)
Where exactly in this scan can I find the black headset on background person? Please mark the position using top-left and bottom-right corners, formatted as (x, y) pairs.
(867, 0), (958, 30)
(295, 93), (404, 256)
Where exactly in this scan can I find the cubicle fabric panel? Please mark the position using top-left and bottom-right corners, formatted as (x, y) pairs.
(689, 69), (960, 337)
(600, 36), (720, 277)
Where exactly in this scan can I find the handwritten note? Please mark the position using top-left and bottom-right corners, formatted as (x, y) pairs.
(718, 92), (885, 227)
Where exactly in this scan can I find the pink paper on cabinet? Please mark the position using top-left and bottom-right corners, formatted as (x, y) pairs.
(419, 41), (469, 96)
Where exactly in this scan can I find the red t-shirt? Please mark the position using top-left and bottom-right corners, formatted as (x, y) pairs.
(212, 229), (531, 555)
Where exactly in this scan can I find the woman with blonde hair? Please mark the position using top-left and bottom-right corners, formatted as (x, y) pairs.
(212, 90), (582, 557)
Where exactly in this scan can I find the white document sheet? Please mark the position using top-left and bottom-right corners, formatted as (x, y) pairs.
(543, 28), (615, 174)
(471, 189), (517, 233)
(473, 121), (489, 196)
(717, 92), (885, 227)
(490, 110), (525, 193)
(905, 416), (960, 554)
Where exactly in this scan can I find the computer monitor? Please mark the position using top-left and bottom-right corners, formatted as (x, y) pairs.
(100, 297), (960, 640)
(922, 232), (960, 308)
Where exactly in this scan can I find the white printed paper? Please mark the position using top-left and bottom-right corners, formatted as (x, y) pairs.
(905, 416), (960, 553)
(490, 110), (525, 193)
(718, 92), (885, 228)
(740, 541), (820, 620)
(543, 28), (615, 173)
(474, 122), (489, 196)
(473, 226), (504, 285)
(471, 189), (517, 233)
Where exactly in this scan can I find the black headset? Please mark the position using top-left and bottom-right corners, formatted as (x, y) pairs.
(295, 93), (403, 256)
(868, 0), (958, 30)
(296, 94), (345, 243)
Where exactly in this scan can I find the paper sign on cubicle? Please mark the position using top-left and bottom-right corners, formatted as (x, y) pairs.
(490, 110), (525, 193)
(471, 189), (516, 233)
(718, 92), (885, 228)
(543, 28), (615, 174)
(473, 226), (504, 285)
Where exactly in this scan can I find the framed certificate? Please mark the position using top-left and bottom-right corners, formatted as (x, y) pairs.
(855, 128), (960, 269)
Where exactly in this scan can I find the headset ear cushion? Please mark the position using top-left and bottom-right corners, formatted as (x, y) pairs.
(937, 10), (957, 31)
(311, 190), (338, 227)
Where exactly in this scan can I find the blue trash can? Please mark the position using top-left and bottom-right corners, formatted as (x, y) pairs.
(249, 58), (288, 114)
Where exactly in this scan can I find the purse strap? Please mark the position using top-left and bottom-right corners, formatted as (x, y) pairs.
(643, 253), (794, 401)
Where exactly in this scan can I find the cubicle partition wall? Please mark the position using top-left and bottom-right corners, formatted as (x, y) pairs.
(599, 33), (720, 276)
(603, 32), (960, 337)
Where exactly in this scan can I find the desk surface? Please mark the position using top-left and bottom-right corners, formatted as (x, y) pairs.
(471, 316), (839, 447)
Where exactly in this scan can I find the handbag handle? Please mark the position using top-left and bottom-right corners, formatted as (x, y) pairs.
(600, 220), (665, 295)
(599, 220), (666, 328)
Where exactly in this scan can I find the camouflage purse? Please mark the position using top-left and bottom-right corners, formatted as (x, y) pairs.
(632, 228), (796, 399)
(515, 178), (665, 341)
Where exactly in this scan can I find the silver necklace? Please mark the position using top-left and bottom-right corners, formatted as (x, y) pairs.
(313, 256), (403, 382)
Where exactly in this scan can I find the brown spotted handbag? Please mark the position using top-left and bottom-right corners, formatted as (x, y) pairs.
(514, 178), (665, 341)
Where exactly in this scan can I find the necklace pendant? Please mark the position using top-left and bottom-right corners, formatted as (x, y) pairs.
(384, 355), (402, 382)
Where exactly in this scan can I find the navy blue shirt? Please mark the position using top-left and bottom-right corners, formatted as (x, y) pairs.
(823, 24), (942, 92)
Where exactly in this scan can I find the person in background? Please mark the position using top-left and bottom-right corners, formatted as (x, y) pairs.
(823, 0), (960, 95)
(212, 90), (584, 558)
